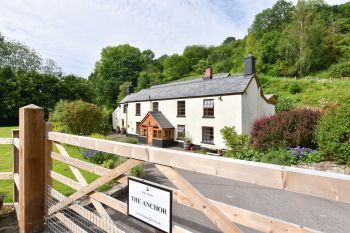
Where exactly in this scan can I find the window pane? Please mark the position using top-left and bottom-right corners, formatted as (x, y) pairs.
(136, 103), (141, 115)
(177, 125), (185, 140)
(202, 127), (214, 143)
(177, 101), (185, 116)
(153, 102), (159, 111)
(203, 99), (214, 117)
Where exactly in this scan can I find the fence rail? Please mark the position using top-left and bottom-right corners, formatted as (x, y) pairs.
(1, 104), (350, 233)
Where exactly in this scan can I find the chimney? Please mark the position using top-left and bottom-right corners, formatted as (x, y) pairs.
(127, 85), (133, 95)
(203, 67), (213, 80)
(244, 53), (256, 75)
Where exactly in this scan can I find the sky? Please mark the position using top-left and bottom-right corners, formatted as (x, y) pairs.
(0, 0), (348, 77)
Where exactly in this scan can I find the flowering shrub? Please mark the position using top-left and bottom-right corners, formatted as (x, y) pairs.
(288, 146), (323, 164)
(83, 149), (114, 165)
(251, 108), (322, 151)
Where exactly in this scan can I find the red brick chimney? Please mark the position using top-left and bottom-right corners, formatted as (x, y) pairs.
(203, 67), (213, 80)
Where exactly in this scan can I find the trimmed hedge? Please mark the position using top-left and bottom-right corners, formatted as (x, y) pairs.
(315, 105), (350, 164)
(251, 108), (322, 151)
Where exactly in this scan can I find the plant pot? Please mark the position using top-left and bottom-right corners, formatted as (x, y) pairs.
(183, 141), (191, 149)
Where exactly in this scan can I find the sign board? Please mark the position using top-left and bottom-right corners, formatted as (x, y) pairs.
(128, 177), (172, 233)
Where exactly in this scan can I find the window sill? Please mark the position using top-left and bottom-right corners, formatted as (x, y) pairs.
(135, 114), (141, 116)
(176, 115), (186, 118)
(202, 116), (215, 118)
(201, 141), (215, 145)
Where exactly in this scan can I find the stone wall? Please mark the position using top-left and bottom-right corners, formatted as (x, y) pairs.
(292, 161), (350, 175)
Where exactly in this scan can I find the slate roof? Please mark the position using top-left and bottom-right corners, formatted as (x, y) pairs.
(121, 73), (254, 103)
(149, 111), (174, 129)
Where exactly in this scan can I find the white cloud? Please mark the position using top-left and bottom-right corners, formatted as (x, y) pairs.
(0, 0), (348, 76)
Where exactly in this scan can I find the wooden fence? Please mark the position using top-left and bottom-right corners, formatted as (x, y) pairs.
(1, 104), (350, 233)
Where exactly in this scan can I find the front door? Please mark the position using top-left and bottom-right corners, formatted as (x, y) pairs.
(147, 127), (153, 145)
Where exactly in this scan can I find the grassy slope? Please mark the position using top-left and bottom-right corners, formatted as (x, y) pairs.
(259, 75), (350, 108)
(174, 73), (350, 108)
(0, 126), (109, 202)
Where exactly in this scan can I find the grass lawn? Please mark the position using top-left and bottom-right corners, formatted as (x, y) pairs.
(0, 126), (113, 203)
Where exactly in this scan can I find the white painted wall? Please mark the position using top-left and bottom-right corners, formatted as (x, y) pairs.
(241, 78), (275, 133)
(112, 77), (275, 149)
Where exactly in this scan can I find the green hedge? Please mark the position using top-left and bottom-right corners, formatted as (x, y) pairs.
(316, 105), (350, 164)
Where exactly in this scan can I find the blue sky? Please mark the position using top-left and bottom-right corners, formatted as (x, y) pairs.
(0, 0), (348, 77)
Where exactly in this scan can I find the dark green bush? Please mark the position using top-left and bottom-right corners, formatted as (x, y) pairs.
(315, 105), (350, 164)
(50, 100), (110, 135)
(260, 148), (292, 166)
(329, 62), (350, 78)
(288, 83), (302, 94)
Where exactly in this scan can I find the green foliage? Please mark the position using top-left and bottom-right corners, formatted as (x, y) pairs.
(275, 97), (296, 112)
(162, 54), (191, 82)
(125, 137), (138, 144)
(329, 61), (350, 78)
(220, 126), (249, 151)
(224, 148), (263, 162)
(91, 44), (143, 108)
(50, 100), (108, 135)
(288, 83), (302, 94)
(316, 105), (350, 163)
(290, 150), (324, 164)
(260, 148), (293, 166)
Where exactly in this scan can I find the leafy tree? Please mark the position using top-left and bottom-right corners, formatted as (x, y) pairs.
(92, 44), (143, 108)
(60, 75), (94, 102)
(183, 45), (209, 70)
(162, 54), (191, 82)
(278, 0), (326, 76)
(117, 81), (132, 103)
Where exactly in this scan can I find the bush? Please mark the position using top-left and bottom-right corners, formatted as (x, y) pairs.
(50, 100), (110, 135)
(220, 126), (249, 151)
(260, 148), (292, 166)
(251, 108), (322, 151)
(329, 62), (350, 78)
(224, 148), (263, 162)
(288, 83), (302, 94)
(275, 97), (296, 112)
(125, 137), (138, 144)
(315, 105), (350, 164)
(288, 146), (324, 164)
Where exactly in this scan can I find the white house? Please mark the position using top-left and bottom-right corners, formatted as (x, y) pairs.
(112, 54), (276, 149)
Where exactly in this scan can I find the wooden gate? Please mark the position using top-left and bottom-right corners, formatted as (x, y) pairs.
(1, 104), (350, 233)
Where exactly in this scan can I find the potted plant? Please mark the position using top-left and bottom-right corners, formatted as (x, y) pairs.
(0, 192), (5, 210)
(183, 132), (192, 150)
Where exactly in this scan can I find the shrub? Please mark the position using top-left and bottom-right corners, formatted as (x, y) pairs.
(220, 126), (249, 152)
(224, 148), (263, 162)
(275, 97), (296, 112)
(260, 148), (292, 166)
(51, 100), (109, 135)
(315, 105), (350, 164)
(329, 62), (350, 78)
(288, 146), (324, 164)
(288, 83), (302, 94)
(251, 108), (322, 151)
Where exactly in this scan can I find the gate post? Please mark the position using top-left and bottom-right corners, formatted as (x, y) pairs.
(19, 104), (45, 233)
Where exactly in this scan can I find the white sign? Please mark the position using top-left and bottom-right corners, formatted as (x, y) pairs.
(128, 177), (172, 233)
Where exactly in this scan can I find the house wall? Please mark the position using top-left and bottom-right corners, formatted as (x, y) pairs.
(113, 95), (242, 149)
(112, 77), (275, 149)
(241, 78), (275, 133)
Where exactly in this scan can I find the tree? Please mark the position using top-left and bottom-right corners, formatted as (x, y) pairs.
(162, 54), (191, 82)
(0, 40), (42, 71)
(278, 0), (326, 76)
(60, 75), (94, 102)
(92, 44), (143, 108)
(183, 45), (209, 70)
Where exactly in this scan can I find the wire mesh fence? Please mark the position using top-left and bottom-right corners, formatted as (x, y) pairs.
(46, 186), (131, 233)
